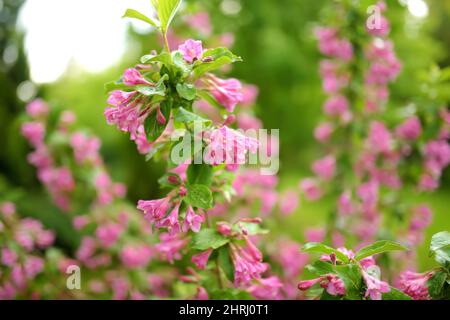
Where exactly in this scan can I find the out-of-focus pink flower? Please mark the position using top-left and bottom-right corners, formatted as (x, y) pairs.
(21, 122), (45, 147)
(299, 178), (322, 201)
(240, 84), (259, 107)
(185, 12), (212, 36)
(237, 113), (262, 130)
(368, 121), (392, 154)
(178, 39), (203, 63)
(26, 99), (49, 118)
(70, 132), (101, 164)
(324, 95), (349, 117)
(312, 155), (336, 181)
(338, 191), (354, 216)
(1, 248), (17, 266)
(203, 74), (243, 112)
(248, 276), (284, 300)
(230, 240), (268, 287)
(314, 122), (333, 143)
(96, 223), (123, 248)
(272, 240), (309, 278)
(279, 190), (299, 215)
(154, 233), (187, 264)
(304, 228), (325, 243)
(315, 27), (353, 61)
(119, 244), (153, 268)
(396, 117), (422, 141)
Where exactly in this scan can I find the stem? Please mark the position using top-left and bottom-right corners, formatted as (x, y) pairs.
(215, 258), (225, 289)
(163, 31), (170, 53)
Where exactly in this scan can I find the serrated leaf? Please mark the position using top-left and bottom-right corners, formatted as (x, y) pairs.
(176, 83), (197, 101)
(122, 8), (159, 28)
(185, 184), (213, 209)
(301, 243), (350, 263)
(354, 240), (408, 261)
(192, 228), (229, 250)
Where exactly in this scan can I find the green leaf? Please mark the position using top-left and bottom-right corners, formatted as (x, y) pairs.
(191, 228), (229, 250)
(218, 245), (234, 283)
(209, 289), (252, 300)
(157, 173), (181, 188)
(232, 222), (269, 236)
(122, 8), (159, 28)
(429, 231), (450, 266)
(333, 264), (362, 300)
(154, 0), (183, 34)
(185, 184), (213, 209)
(104, 81), (129, 93)
(172, 51), (191, 74)
(144, 98), (172, 141)
(197, 90), (223, 109)
(136, 74), (168, 97)
(428, 271), (447, 298)
(382, 287), (412, 300)
(174, 107), (211, 125)
(187, 164), (214, 186)
(301, 243), (350, 263)
(305, 260), (334, 276)
(193, 54), (242, 80)
(201, 47), (242, 62)
(176, 83), (197, 101)
(140, 52), (172, 65)
(354, 240), (408, 261)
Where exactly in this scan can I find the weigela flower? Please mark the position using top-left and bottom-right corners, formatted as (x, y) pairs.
(203, 74), (243, 112)
(312, 155), (336, 181)
(178, 39), (203, 63)
(398, 271), (433, 300)
(191, 249), (213, 270)
(362, 269), (390, 300)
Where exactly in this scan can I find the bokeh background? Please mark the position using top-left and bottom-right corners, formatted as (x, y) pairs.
(1, 0), (449, 269)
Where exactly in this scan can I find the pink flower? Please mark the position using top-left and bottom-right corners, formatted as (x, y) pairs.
(272, 241), (309, 278)
(72, 216), (89, 230)
(196, 287), (209, 300)
(338, 191), (354, 216)
(314, 122), (333, 143)
(315, 27), (353, 61)
(137, 197), (171, 223)
(205, 126), (259, 167)
(21, 122), (45, 147)
(230, 240), (268, 286)
(96, 223), (123, 248)
(70, 132), (101, 164)
(76, 237), (97, 262)
(237, 113), (262, 130)
(191, 249), (213, 270)
(366, 15), (390, 37)
(183, 206), (204, 233)
(1, 248), (17, 266)
(368, 121), (392, 153)
(279, 191), (299, 215)
(298, 274), (345, 296)
(248, 276), (283, 300)
(185, 12), (212, 36)
(299, 178), (322, 201)
(122, 68), (152, 86)
(240, 84), (259, 107)
(156, 202), (181, 235)
(178, 39), (203, 63)
(305, 228), (325, 243)
(119, 244), (153, 268)
(155, 233), (187, 263)
(362, 269), (390, 300)
(396, 117), (422, 140)
(203, 74), (243, 112)
(1, 202), (16, 217)
(398, 271), (433, 300)
(24, 256), (44, 278)
(418, 173), (439, 191)
(26, 99), (49, 118)
(324, 95), (349, 117)
(312, 155), (336, 181)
